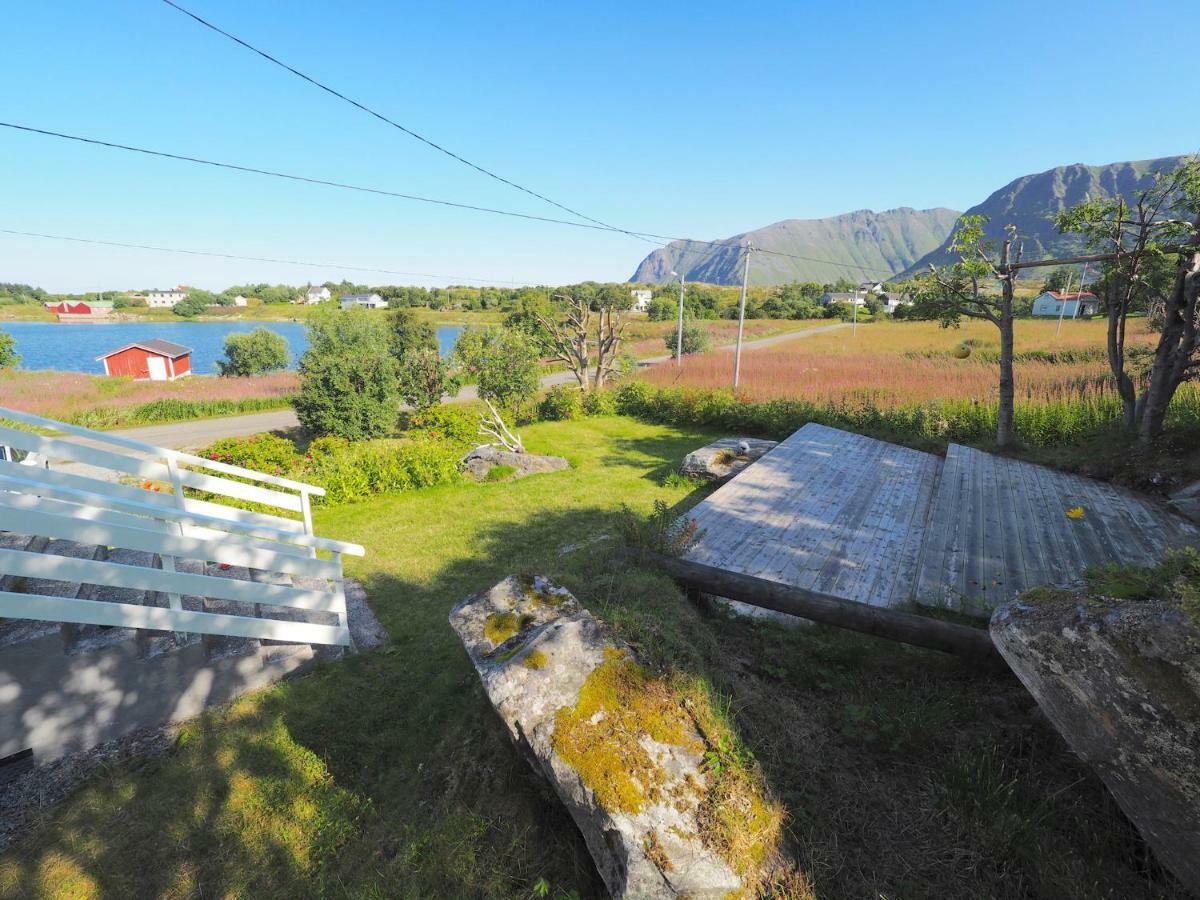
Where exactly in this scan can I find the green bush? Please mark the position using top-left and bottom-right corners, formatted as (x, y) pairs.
(537, 385), (583, 421)
(196, 432), (461, 505)
(664, 322), (712, 358)
(202, 434), (302, 476)
(581, 389), (616, 416)
(293, 307), (400, 439)
(308, 440), (460, 504)
(0, 328), (19, 370)
(405, 404), (479, 448)
(217, 328), (290, 376)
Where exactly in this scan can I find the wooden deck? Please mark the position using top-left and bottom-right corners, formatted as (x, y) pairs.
(683, 424), (941, 608)
(914, 443), (1200, 613)
(682, 424), (1200, 617)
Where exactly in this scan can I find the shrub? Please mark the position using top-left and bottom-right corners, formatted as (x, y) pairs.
(405, 404), (479, 448)
(581, 389), (616, 416)
(172, 295), (210, 318)
(308, 440), (461, 504)
(217, 328), (291, 376)
(293, 307), (400, 439)
(664, 322), (712, 358)
(397, 347), (453, 411)
(202, 434), (302, 477)
(0, 328), (20, 370)
(538, 385), (583, 421)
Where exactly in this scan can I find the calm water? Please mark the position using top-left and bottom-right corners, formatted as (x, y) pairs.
(0, 321), (463, 375)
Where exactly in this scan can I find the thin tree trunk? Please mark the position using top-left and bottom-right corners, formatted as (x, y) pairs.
(1105, 282), (1137, 428)
(1136, 231), (1200, 448)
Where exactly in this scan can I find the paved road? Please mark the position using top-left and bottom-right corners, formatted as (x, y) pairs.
(113, 322), (850, 450)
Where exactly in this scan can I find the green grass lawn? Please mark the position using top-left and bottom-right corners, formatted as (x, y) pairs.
(0, 417), (1187, 899)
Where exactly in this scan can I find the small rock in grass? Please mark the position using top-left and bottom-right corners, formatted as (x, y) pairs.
(680, 438), (778, 485)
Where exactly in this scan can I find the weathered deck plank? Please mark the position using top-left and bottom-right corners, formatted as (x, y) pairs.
(684, 424), (941, 609)
(683, 425), (1199, 621)
(913, 444), (1200, 615)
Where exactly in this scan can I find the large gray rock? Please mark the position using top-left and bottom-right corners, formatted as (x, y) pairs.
(680, 438), (777, 484)
(1169, 480), (1200, 524)
(991, 594), (1200, 892)
(462, 445), (569, 480)
(449, 575), (774, 898)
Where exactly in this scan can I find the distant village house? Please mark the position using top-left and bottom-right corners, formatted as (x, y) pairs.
(818, 290), (909, 313)
(96, 339), (193, 381)
(44, 300), (113, 319)
(232, 295), (249, 307)
(630, 289), (652, 312)
(1031, 291), (1100, 318)
(340, 292), (388, 310)
(140, 287), (188, 309)
(303, 285), (332, 304)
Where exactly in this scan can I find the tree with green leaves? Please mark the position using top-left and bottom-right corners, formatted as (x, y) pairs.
(0, 328), (19, 370)
(1040, 267), (1074, 292)
(389, 308), (438, 361)
(665, 321), (712, 357)
(1055, 157), (1200, 445)
(171, 293), (211, 318)
(451, 327), (540, 452)
(397, 347), (454, 411)
(216, 327), (290, 376)
(293, 306), (400, 439)
(913, 214), (1021, 447)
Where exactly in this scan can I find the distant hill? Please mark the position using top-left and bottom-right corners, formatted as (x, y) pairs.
(896, 155), (1190, 279)
(630, 207), (961, 286)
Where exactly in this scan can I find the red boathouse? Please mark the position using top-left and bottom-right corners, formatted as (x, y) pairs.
(96, 339), (193, 381)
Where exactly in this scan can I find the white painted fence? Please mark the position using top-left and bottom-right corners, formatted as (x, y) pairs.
(0, 405), (364, 647)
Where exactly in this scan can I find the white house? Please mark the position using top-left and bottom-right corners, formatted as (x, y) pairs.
(232, 295), (249, 307)
(340, 292), (388, 310)
(630, 289), (653, 312)
(1032, 291), (1100, 318)
(818, 292), (867, 308)
(303, 285), (332, 304)
(143, 287), (188, 309)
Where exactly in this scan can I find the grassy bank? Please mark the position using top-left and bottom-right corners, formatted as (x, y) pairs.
(0, 371), (298, 429)
(0, 416), (1185, 899)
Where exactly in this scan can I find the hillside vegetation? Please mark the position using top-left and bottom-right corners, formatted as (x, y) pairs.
(631, 207), (960, 286)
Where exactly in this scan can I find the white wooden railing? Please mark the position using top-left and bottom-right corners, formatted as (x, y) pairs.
(0, 406), (364, 647)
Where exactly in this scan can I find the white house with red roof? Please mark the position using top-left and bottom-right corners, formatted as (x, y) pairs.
(1032, 291), (1100, 318)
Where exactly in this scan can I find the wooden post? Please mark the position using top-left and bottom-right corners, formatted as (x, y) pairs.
(642, 552), (1002, 663)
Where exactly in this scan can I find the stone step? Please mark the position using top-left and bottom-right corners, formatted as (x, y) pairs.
(200, 562), (262, 662)
(0, 532), (57, 648)
(65, 547), (158, 656)
(247, 568), (331, 663)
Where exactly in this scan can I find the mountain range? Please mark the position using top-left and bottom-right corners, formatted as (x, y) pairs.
(629, 155), (1189, 286)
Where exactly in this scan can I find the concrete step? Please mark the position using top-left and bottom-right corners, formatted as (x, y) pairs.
(0, 532), (57, 648)
(66, 548), (158, 655)
(200, 562), (262, 662)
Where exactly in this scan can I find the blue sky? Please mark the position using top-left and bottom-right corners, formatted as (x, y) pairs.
(1, 0), (1193, 293)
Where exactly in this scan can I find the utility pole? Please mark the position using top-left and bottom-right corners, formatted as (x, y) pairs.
(672, 270), (685, 367)
(1056, 272), (1074, 339)
(852, 287), (859, 336)
(733, 245), (753, 388)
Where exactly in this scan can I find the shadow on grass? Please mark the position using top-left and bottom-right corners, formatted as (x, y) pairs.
(2, 495), (1189, 899)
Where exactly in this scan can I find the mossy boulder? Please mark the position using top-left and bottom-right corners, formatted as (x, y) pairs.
(449, 575), (786, 898)
(680, 438), (777, 485)
(991, 593), (1200, 891)
(462, 446), (569, 481)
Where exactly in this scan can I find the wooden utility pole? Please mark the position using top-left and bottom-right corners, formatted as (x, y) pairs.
(733, 245), (753, 388)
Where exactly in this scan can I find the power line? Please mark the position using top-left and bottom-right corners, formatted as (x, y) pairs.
(0, 120), (893, 279)
(0, 228), (541, 286)
(0, 122), (640, 237)
(157, 0), (656, 244)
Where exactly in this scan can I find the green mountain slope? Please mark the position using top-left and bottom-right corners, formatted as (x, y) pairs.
(896, 155), (1190, 279)
(630, 207), (961, 286)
